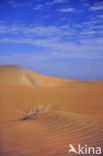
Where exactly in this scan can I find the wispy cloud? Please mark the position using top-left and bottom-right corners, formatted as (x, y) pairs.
(89, 1), (103, 11)
(90, 6), (103, 11)
(1, 19), (103, 39)
(46, 0), (67, 5)
(0, 33), (103, 60)
(98, 14), (103, 19)
(0, 17), (103, 60)
(57, 8), (75, 12)
(0, 24), (74, 39)
(0, 37), (103, 59)
(32, 4), (43, 10)
(8, 0), (32, 8)
(52, 0), (67, 3)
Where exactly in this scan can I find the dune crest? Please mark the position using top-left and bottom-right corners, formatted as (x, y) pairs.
(0, 65), (88, 87)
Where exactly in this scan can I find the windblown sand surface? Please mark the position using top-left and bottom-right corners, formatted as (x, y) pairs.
(0, 65), (103, 156)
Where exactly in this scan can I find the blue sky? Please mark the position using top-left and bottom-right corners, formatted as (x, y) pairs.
(0, 0), (103, 80)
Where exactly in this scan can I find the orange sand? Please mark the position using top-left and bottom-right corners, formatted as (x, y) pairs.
(0, 65), (103, 156)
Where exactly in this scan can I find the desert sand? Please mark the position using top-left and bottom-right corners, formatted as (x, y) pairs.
(0, 65), (103, 156)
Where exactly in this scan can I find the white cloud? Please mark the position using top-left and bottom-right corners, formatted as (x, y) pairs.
(8, 0), (32, 8)
(0, 24), (74, 39)
(0, 22), (103, 60)
(91, 25), (103, 29)
(97, 14), (103, 19)
(46, 0), (67, 5)
(80, 30), (96, 35)
(0, 21), (103, 40)
(0, 36), (103, 59)
(83, 20), (101, 25)
(77, 18), (103, 33)
(32, 5), (43, 10)
(89, 1), (103, 11)
(90, 6), (103, 11)
(58, 8), (75, 12)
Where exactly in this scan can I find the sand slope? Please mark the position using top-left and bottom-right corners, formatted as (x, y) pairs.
(0, 65), (103, 156)
(0, 65), (88, 87)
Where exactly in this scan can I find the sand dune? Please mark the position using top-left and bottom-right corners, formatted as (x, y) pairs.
(0, 65), (88, 87)
(0, 65), (103, 156)
(1, 111), (103, 156)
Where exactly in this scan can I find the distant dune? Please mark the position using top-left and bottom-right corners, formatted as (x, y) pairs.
(0, 65), (88, 87)
(0, 65), (103, 156)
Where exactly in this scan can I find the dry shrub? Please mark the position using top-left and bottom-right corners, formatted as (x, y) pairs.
(17, 105), (52, 120)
